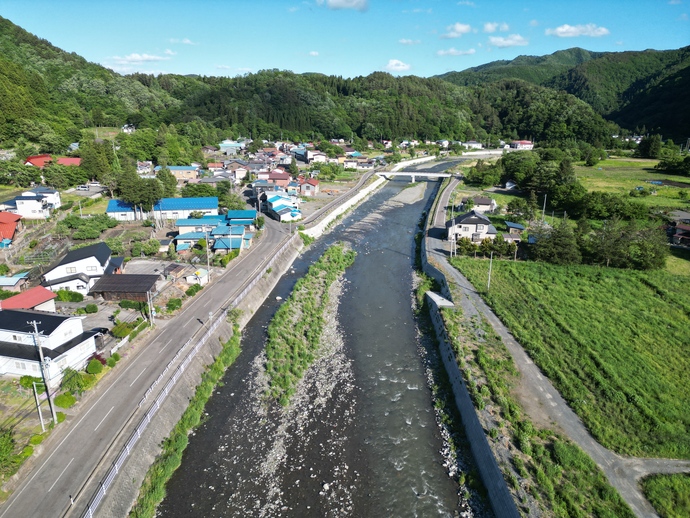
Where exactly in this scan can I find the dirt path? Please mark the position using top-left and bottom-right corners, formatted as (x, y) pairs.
(427, 179), (690, 518)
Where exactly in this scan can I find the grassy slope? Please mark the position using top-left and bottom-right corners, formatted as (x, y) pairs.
(450, 257), (690, 459)
(642, 473), (690, 518)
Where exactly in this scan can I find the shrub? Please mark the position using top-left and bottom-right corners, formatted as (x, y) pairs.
(29, 240), (38, 249)
(29, 434), (44, 445)
(19, 375), (44, 392)
(55, 289), (84, 302)
(119, 300), (146, 311)
(86, 359), (103, 375)
(106, 357), (116, 368)
(84, 303), (98, 314)
(61, 367), (88, 394)
(166, 298), (182, 312)
(112, 352), (121, 362)
(220, 250), (240, 267)
(0, 429), (15, 471)
(56, 412), (66, 423)
(54, 392), (76, 409)
(0, 264), (9, 276)
(299, 232), (314, 246)
(185, 284), (203, 297)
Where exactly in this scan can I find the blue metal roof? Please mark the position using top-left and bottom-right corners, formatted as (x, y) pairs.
(225, 210), (257, 220)
(176, 243), (191, 251)
(228, 219), (254, 226)
(505, 221), (525, 230)
(106, 199), (135, 212)
(211, 225), (244, 236)
(154, 197), (218, 211)
(175, 215), (225, 227)
(154, 165), (198, 171)
(175, 232), (207, 241)
(213, 237), (244, 250)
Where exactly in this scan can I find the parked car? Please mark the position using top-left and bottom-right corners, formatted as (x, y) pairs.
(77, 185), (90, 191)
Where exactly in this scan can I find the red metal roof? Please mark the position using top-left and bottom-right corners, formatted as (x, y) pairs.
(57, 157), (81, 167)
(0, 212), (21, 240)
(0, 286), (57, 310)
(25, 154), (53, 168)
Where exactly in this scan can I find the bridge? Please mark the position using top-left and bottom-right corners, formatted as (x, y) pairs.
(377, 171), (454, 183)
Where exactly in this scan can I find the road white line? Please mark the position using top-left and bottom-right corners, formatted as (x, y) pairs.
(203, 299), (212, 307)
(48, 457), (74, 492)
(129, 367), (147, 387)
(184, 318), (194, 328)
(0, 358), (139, 518)
(160, 338), (172, 351)
(94, 406), (115, 431)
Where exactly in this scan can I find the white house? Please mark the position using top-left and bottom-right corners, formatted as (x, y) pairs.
(461, 196), (497, 214)
(0, 309), (97, 384)
(42, 242), (123, 294)
(446, 210), (498, 242)
(510, 140), (534, 150)
(463, 141), (484, 150)
(106, 199), (137, 221)
(152, 197), (219, 221)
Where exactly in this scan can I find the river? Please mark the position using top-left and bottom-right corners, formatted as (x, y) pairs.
(157, 179), (480, 517)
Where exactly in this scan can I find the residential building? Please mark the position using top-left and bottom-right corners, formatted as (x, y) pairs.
(219, 140), (244, 156)
(0, 309), (97, 383)
(152, 197), (219, 220)
(510, 140), (534, 150)
(446, 210), (498, 242)
(89, 274), (159, 302)
(505, 221), (525, 235)
(106, 200), (138, 221)
(461, 196), (497, 214)
(1, 286), (57, 312)
(42, 242), (123, 294)
(300, 179), (320, 197)
(0, 272), (29, 292)
(0, 212), (22, 242)
(154, 165), (199, 183)
(463, 141), (483, 150)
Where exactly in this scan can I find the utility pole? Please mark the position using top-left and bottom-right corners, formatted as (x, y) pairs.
(29, 320), (57, 425)
(32, 381), (45, 433)
(541, 193), (547, 222)
(205, 226), (212, 282)
(147, 290), (155, 327)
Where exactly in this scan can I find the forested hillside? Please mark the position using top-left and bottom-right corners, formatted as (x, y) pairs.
(439, 46), (690, 141)
(0, 15), (680, 154)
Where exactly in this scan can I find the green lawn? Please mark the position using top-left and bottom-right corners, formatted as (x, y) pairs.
(576, 158), (690, 209)
(450, 257), (690, 459)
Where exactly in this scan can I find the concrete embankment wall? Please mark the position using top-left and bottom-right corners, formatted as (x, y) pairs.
(426, 295), (520, 518)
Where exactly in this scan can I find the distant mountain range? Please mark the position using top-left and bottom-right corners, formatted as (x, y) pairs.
(0, 13), (687, 154)
(437, 46), (690, 141)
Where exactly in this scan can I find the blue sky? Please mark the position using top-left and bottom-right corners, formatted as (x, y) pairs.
(1, 0), (688, 78)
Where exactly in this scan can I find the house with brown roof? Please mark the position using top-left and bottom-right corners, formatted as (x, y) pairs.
(0, 212), (22, 241)
(446, 210), (498, 242)
(300, 178), (320, 197)
(461, 196), (497, 214)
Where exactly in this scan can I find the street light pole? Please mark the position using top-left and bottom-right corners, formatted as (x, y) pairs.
(29, 320), (58, 425)
(487, 251), (494, 291)
(32, 381), (45, 433)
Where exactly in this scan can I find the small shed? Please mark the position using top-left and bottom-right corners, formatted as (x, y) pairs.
(505, 221), (525, 235)
(185, 268), (209, 286)
(89, 274), (159, 302)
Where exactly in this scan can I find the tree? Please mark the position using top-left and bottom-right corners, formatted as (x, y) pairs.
(289, 157), (299, 175)
(531, 220), (581, 265)
(638, 134), (662, 159)
(156, 166), (178, 197)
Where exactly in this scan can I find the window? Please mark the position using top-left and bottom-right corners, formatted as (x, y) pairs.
(32, 364), (39, 372)
(14, 361), (26, 371)
(462, 226), (469, 232)
(477, 225), (484, 231)
(86, 266), (97, 272)
(66, 267), (76, 273)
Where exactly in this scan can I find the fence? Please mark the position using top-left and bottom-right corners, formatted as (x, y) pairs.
(80, 232), (300, 518)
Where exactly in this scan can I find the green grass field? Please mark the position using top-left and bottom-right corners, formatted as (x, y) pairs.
(642, 473), (690, 518)
(450, 257), (690, 459)
(575, 158), (690, 209)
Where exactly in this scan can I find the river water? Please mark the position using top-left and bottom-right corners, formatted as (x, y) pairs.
(158, 179), (472, 517)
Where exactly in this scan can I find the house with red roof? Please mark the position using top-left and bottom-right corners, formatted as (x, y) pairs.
(300, 178), (320, 197)
(0, 212), (22, 241)
(0, 286), (57, 312)
(24, 155), (81, 168)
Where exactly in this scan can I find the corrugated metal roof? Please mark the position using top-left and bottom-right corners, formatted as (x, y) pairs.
(225, 210), (257, 220)
(1, 286), (57, 310)
(90, 274), (159, 294)
(106, 199), (135, 212)
(153, 197), (218, 211)
(213, 237), (243, 249)
(176, 232), (206, 240)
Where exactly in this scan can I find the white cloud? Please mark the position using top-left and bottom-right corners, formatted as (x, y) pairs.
(237, 67), (253, 73)
(164, 49), (176, 56)
(442, 22), (472, 38)
(668, 0), (681, 4)
(457, 1), (475, 5)
(484, 22), (508, 33)
(385, 59), (411, 72)
(169, 37), (199, 45)
(317, 0), (368, 11)
(437, 47), (476, 56)
(288, 6), (299, 12)
(216, 65), (232, 70)
(399, 38), (421, 45)
(545, 23), (610, 37)
(488, 34), (529, 47)
(680, 12), (689, 20)
(530, 19), (539, 27)
(113, 53), (170, 65)
(309, 51), (319, 56)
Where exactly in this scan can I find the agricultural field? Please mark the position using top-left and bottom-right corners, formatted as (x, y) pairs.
(575, 158), (690, 209)
(450, 257), (690, 459)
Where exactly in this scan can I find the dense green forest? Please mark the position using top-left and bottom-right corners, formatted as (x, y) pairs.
(438, 46), (690, 141)
(0, 15), (686, 156)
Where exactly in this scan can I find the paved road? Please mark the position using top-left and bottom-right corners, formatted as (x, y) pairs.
(0, 223), (288, 518)
(427, 179), (690, 518)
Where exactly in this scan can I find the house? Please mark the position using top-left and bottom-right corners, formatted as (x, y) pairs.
(219, 140), (244, 156)
(26, 187), (61, 209)
(505, 221), (525, 235)
(42, 242), (123, 295)
(202, 145), (219, 155)
(0, 272), (29, 293)
(137, 161), (154, 175)
(152, 197), (219, 221)
(502, 233), (521, 245)
(672, 223), (690, 246)
(669, 210), (690, 225)
(266, 194), (301, 222)
(446, 210), (498, 242)
(461, 196), (497, 214)
(154, 165), (199, 183)
(0, 195), (49, 220)
(266, 171), (292, 188)
(0, 212), (22, 241)
(89, 274), (159, 302)
(24, 155), (81, 168)
(226, 210), (257, 227)
(510, 140), (534, 150)
(207, 162), (225, 173)
(463, 141), (483, 150)
(0, 286), (58, 312)
(175, 232), (207, 251)
(0, 309), (97, 384)
(122, 124), (136, 134)
(343, 158), (358, 169)
(158, 239), (172, 253)
(106, 199), (137, 221)
(300, 179), (320, 197)
(357, 159), (375, 170)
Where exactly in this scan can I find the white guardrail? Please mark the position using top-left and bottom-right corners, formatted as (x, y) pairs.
(80, 233), (299, 518)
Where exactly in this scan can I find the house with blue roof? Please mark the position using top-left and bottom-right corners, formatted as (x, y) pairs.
(152, 197), (218, 220)
(106, 199), (138, 221)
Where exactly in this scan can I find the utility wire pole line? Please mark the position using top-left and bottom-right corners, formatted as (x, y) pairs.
(29, 320), (57, 425)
